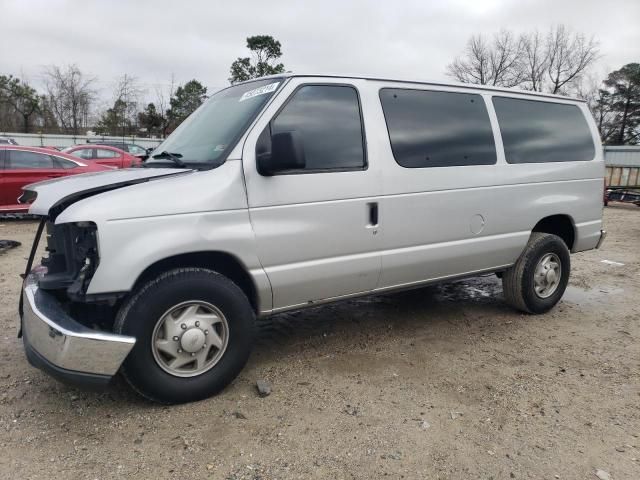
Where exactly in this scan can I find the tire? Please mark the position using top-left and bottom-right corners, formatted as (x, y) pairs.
(115, 268), (255, 404)
(502, 232), (570, 314)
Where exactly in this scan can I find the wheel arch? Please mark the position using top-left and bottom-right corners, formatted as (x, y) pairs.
(531, 214), (576, 251)
(132, 251), (260, 313)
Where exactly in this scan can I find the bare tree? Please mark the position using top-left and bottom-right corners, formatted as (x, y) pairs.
(545, 25), (600, 94)
(43, 64), (96, 134)
(448, 25), (600, 96)
(447, 35), (491, 85)
(520, 30), (548, 92)
(112, 74), (145, 134)
(447, 30), (523, 87)
(490, 30), (524, 87)
(154, 74), (175, 137)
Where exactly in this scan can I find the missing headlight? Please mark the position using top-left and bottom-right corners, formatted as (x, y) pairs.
(39, 221), (99, 300)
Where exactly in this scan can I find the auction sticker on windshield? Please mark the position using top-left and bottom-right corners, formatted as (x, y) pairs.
(239, 82), (280, 102)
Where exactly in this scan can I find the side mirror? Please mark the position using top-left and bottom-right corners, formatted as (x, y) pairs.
(256, 129), (305, 175)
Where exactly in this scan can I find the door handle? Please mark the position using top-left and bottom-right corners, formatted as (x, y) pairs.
(367, 202), (378, 227)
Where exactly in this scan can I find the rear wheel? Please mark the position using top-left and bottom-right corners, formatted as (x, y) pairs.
(115, 268), (255, 404)
(502, 232), (570, 314)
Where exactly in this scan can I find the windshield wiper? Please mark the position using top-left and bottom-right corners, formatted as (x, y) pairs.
(151, 151), (187, 168)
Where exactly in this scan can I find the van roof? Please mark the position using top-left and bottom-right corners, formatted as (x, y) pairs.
(252, 73), (585, 103)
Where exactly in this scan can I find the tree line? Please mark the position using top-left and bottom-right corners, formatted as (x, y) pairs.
(448, 25), (639, 145)
(1, 30), (637, 145)
(0, 66), (210, 138)
(0, 35), (285, 138)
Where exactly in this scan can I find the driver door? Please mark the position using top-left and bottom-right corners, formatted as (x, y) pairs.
(243, 79), (382, 311)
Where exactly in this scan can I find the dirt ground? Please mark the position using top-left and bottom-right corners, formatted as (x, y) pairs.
(0, 206), (638, 480)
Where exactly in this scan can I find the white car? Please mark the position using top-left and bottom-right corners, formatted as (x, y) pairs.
(19, 74), (605, 403)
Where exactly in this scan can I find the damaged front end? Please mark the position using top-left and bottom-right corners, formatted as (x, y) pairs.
(40, 221), (100, 301)
(16, 169), (189, 387)
(18, 210), (135, 387)
(19, 218), (136, 387)
(17, 168), (192, 387)
(18, 211), (135, 387)
(19, 166), (189, 307)
(21, 265), (136, 387)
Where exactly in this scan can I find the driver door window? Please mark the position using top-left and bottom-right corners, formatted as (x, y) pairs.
(262, 85), (366, 173)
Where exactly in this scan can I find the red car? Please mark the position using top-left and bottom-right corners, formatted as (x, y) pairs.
(61, 144), (142, 169)
(0, 146), (110, 213)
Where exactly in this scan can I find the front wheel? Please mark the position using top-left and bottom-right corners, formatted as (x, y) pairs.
(502, 232), (570, 314)
(115, 268), (255, 404)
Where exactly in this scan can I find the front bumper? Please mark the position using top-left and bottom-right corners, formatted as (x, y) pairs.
(21, 269), (135, 387)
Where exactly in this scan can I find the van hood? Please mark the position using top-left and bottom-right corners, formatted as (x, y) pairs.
(22, 168), (191, 216)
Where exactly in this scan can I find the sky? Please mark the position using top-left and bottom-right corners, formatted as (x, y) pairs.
(2, 0), (639, 106)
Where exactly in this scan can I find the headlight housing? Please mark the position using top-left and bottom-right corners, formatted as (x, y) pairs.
(39, 221), (99, 300)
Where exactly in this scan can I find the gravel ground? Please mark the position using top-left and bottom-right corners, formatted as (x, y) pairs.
(0, 206), (638, 479)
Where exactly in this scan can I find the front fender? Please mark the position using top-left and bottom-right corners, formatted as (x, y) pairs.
(85, 209), (272, 311)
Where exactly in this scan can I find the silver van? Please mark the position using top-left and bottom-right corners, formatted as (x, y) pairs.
(19, 74), (606, 403)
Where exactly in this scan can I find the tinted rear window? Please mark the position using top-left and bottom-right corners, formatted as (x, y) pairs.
(379, 88), (496, 168)
(492, 97), (595, 164)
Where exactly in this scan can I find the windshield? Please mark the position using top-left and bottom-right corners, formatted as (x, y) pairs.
(147, 78), (283, 167)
